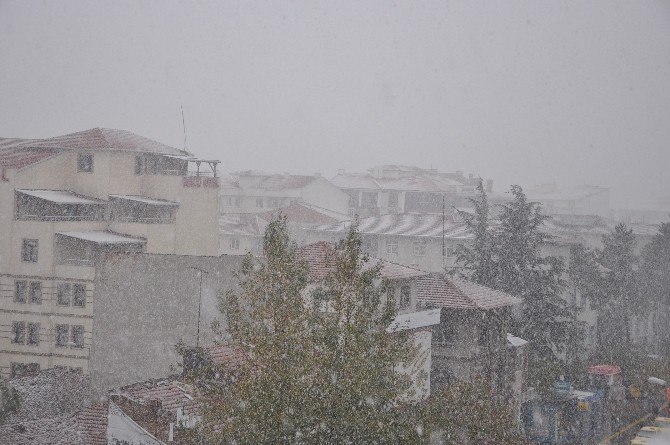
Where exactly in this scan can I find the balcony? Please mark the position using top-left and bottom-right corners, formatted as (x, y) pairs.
(55, 231), (146, 267)
(15, 189), (106, 221)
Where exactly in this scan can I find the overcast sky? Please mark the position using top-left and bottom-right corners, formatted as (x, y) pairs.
(1, 1), (669, 208)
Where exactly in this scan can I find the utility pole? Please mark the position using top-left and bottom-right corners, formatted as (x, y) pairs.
(189, 266), (208, 347)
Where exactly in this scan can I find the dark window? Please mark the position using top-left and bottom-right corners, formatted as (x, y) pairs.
(55, 324), (69, 347)
(29, 281), (42, 304)
(71, 325), (84, 348)
(27, 323), (40, 345)
(12, 321), (25, 344)
(134, 156), (143, 175)
(21, 239), (38, 262)
(73, 284), (86, 307)
(399, 285), (411, 309)
(77, 153), (93, 172)
(10, 362), (39, 378)
(57, 283), (71, 306)
(14, 280), (27, 303)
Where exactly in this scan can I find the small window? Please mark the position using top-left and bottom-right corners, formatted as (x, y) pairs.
(255, 198), (264, 208)
(55, 324), (69, 347)
(57, 283), (71, 306)
(73, 284), (86, 307)
(21, 239), (38, 262)
(29, 282), (42, 304)
(386, 240), (398, 255)
(399, 285), (411, 309)
(234, 197), (242, 207)
(71, 325), (84, 348)
(10, 362), (39, 378)
(269, 198), (280, 208)
(77, 153), (93, 173)
(14, 280), (27, 303)
(27, 323), (40, 345)
(412, 240), (426, 257)
(230, 238), (240, 250)
(12, 321), (25, 344)
(134, 156), (143, 175)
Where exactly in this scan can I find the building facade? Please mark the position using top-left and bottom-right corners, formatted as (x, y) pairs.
(0, 128), (220, 378)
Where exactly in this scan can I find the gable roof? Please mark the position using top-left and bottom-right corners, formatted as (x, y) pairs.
(257, 201), (345, 226)
(297, 241), (429, 281)
(417, 275), (521, 310)
(0, 138), (61, 170)
(233, 171), (319, 191)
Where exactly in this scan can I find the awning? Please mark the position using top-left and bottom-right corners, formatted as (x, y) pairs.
(16, 189), (103, 205)
(109, 194), (179, 207)
(56, 231), (146, 245)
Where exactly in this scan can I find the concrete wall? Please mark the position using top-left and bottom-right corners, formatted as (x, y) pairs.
(90, 252), (243, 395)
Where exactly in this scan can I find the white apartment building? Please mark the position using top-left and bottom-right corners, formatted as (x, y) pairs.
(220, 170), (349, 216)
(0, 128), (220, 378)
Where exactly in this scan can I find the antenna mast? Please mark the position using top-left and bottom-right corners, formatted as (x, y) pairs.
(180, 104), (187, 151)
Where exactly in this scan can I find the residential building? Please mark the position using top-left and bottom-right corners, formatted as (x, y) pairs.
(220, 170), (349, 215)
(0, 128), (220, 379)
(307, 213), (473, 273)
(528, 184), (611, 219)
(219, 201), (349, 256)
(331, 165), (495, 218)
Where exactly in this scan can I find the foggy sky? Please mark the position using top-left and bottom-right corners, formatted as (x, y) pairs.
(1, 0), (669, 208)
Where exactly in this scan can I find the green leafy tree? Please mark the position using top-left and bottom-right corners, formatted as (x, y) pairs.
(0, 376), (20, 425)
(200, 217), (425, 444)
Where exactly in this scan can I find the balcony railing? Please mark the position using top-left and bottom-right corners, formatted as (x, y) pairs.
(183, 175), (219, 188)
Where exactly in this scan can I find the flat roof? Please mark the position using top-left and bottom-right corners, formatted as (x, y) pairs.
(57, 231), (146, 245)
(16, 189), (104, 205)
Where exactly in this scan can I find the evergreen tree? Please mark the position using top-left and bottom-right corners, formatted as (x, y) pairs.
(640, 219), (670, 354)
(456, 185), (578, 365)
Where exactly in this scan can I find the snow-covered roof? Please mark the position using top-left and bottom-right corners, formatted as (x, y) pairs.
(417, 275), (521, 310)
(16, 189), (104, 205)
(109, 194), (179, 206)
(388, 309), (441, 333)
(507, 333), (529, 347)
(56, 230), (146, 245)
(312, 213), (472, 239)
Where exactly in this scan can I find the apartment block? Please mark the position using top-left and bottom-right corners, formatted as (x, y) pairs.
(0, 128), (220, 378)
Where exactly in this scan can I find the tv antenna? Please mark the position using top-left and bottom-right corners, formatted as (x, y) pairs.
(180, 104), (187, 151)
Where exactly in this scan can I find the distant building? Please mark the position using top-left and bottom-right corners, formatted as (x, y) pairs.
(528, 184), (611, 219)
(331, 165), (495, 218)
(220, 170), (349, 216)
(0, 128), (220, 378)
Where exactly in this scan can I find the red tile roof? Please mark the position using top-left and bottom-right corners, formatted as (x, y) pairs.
(258, 202), (342, 226)
(0, 414), (85, 445)
(417, 275), (521, 310)
(0, 138), (61, 170)
(119, 379), (201, 417)
(297, 241), (429, 281)
(205, 344), (246, 367)
(75, 403), (109, 445)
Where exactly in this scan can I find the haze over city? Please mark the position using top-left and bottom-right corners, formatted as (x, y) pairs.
(2, 0), (670, 208)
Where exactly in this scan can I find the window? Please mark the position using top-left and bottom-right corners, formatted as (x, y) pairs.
(386, 240), (398, 255)
(346, 190), (358, 207)
(77, 153), (93, 172)
(269, 198), (280, 208)
(73, 284), (86, 307)
(134, 156), (143, 175)
(230, 238), (240, 250)
(71, 325), (84, 348)
(255, 198), (264, 208)
(57, 283), (71, 306)
(55, 324), (69, 347)
(412, 240), (426, 257)
(14, 280), (27, 303)
(29, 282), (42, 304)
(399, 285), (411, 309)
(388, 192), (399, 208)
(10, 362), (39, 378)
(27, 323), (40, 345)
(12, 321), (25, 344)
(21, 239), (38, 262)
(362, 192), (378, 208)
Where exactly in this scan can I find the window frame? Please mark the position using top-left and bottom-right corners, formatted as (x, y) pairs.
(27, 322), (40, 346)
(72, 284), (86, 307)
(29, 281), (42, 304)
(21, 238), (38, 262)
(71, 325), (84, 348)
(12, 321), (26, 344)
(57, 283), (71, 306)
(230, 238), (240, 250)
(77, 153), (94, 173)
(55, 324), (69, 347)
(14, 280), (27, 303)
